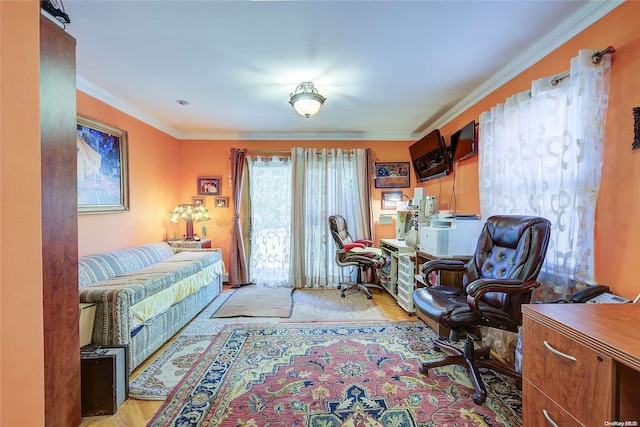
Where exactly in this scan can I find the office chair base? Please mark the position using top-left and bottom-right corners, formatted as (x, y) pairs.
(419, 336), (522, 405)
(338, 282), (383, 299)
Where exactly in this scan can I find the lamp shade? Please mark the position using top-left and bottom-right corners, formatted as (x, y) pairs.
(169, 203), (210, 239)
(289, 82), (326, 118)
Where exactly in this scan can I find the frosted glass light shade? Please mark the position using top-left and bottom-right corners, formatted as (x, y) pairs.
(289, 82), (326, 118)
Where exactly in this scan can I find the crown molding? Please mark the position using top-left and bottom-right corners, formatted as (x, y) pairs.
(172, 131), (415, 141)
(77, 0), (622, 141)
(76, 76), (183, 138)
(422, 0), (623, 136)
(77, 77), (413, 140)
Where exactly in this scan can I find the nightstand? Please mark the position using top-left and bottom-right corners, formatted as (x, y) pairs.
(167, 239), (211, 249)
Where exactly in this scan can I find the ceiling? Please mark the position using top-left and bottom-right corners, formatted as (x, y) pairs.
(61, 1), (618, 141)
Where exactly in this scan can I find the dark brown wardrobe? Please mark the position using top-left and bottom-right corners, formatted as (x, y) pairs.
(40, 14), (80, 426)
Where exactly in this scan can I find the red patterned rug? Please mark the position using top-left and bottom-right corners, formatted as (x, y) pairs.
(147, 322), (521, 426)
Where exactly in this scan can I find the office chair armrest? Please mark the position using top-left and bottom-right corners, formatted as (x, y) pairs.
(421, 259), (465, 274)
(344, 253), (383, 265)
(420, 259), (465, 286)
(354, 239), (373, 246)
(466, 278), (531, 296)
(465, 279), (541, 319)
(344, 242), (366, 251)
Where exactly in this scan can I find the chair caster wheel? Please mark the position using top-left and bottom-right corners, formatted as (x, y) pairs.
(341, 293), (346, 298)
(472, 392), (486, 405)
(367, 295), (372, 299)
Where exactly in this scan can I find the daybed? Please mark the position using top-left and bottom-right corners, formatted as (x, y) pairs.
(78, 242), (225, 371)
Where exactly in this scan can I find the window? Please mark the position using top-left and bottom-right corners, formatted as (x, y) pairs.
(479, 49), (611, 300)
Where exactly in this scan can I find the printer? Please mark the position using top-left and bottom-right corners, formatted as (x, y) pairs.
(418, 217), (485, 257)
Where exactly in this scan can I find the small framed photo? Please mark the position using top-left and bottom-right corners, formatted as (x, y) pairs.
(375, 162), (410, 188)
(381, 191), (404, 210)
(197, 177), (221, 195)
(191, 196), (206, 206)
(214, 197), (229, 208)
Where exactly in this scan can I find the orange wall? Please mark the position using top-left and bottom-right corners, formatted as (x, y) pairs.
(73, 100), (415, 266)
(416, 1), (640, 299)
(4, 2), (636, 425)
(76, 93), (182, 256)
(176, 140), (412, 268)
(77, 1), (640, 302)
(1, 1), (46, 425)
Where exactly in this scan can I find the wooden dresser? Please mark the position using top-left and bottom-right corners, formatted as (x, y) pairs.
(522, 303), (640, 426)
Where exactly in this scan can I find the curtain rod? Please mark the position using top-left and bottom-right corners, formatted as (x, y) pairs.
(550, 46), (615, 86)
(245, 149), (359, 156)
(246, 150), (290, 155)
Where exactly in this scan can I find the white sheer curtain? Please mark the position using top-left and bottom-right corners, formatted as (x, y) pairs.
(290, 148), (372, 289)
(247, 156), (292, 287)
(479, 49), (611, 302)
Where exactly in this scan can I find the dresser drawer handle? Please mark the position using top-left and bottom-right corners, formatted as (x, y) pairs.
(543, 340), (577, 362)
(543, 409), (560, 427)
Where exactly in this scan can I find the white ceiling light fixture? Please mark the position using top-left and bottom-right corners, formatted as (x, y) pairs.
(289, 82), (326, 118)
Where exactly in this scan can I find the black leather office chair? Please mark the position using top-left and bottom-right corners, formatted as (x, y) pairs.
(329, 215), (384, 299)
(413, 215), (551, 404)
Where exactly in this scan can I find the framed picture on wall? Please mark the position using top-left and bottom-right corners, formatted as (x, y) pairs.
(77, 115), (130, 214)
(197, 177), (221, 195)
(214, 197), (229, 208)
(375, 162), (410, 188)
(191, 196), (206, 206)
(381, 191), (405, 210)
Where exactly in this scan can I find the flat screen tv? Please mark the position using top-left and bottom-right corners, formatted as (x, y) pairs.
(409, 129), (450, 182)
(450, 120), (477, 162)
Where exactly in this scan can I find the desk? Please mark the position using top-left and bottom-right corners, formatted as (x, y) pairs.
(378, 239), (415, 312)
(522, 304), (640, 426)
(415, 250), (470, 288)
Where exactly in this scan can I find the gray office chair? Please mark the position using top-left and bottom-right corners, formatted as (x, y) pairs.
(328, 215), (384, 299)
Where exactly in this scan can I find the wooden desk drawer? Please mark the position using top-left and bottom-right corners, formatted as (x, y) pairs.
(523, 317), (614, 424)
(523, 380), (585, 427)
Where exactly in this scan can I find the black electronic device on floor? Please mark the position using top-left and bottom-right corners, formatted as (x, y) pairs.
(80, 345), (129, 416)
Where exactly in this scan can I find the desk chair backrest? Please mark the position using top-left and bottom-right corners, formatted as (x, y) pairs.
(466, 215), (551, 325)
(329, 215), (354, 250)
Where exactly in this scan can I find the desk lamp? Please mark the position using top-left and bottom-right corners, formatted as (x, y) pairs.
(169, 203), (210, 240)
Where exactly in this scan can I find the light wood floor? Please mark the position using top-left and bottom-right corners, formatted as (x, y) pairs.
(79, 287), (415, 427)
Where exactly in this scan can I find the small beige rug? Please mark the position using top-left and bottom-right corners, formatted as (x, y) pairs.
(281, 288), (387, 323)
(211, 286), (293, 318)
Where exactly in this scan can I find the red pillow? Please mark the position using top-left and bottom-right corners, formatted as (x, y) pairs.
(354, 239), (373, 246)
(344, 243), (366, 251)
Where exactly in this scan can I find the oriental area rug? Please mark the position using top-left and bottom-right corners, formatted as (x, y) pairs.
(130, 289), (386, 399)
(146, 322), (522, 427)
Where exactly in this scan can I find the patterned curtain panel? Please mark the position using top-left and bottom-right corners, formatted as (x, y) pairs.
(479, 49), (611, 302)
(290, 148), (371, 289)
(246, 155), (292, 287)
(479, 50), (612, 368)
(229, 148), (248, 286)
